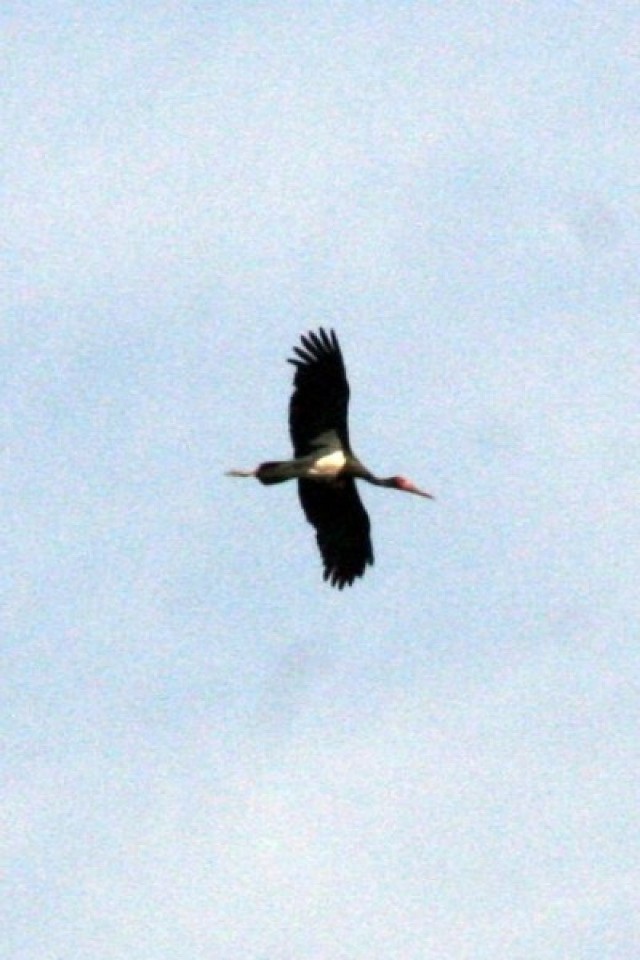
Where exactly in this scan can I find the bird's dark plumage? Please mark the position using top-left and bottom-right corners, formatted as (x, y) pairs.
(288, 328), (373, 588)
(288, 328), (351, 456)
(297, 477), (374, 589)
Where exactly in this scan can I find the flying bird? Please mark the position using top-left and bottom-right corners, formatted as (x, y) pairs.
(226, 328), (433, 588)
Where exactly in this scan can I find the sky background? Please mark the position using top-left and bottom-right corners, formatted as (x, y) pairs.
(3, 2), (640, 958)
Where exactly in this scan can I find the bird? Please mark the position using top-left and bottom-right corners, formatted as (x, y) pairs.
(226, 328), (433, 588)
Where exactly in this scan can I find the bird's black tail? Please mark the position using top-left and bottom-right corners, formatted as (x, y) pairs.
(256, 461), (294, 485)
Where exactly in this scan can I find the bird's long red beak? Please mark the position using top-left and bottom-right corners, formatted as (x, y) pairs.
(398, 477), (434, 499)
(410, 484), (434, 499)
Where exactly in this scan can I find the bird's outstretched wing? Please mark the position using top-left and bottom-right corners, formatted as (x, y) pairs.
(288, 328), (351, 457)
(297, 478), (374, 589)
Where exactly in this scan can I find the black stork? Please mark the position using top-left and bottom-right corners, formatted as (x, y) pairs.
(226, 328), (433, 588)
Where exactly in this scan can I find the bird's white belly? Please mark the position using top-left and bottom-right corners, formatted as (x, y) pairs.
(303, 429), (347, 478)
(307, 448), (347, 477)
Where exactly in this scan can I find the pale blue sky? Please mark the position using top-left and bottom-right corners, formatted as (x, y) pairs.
(3, 3), (640, 958)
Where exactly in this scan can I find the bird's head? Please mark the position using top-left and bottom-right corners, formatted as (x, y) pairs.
(389, 475), (434, 499)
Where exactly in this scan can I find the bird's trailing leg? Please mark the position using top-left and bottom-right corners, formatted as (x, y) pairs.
(225, 468), (256, 478)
